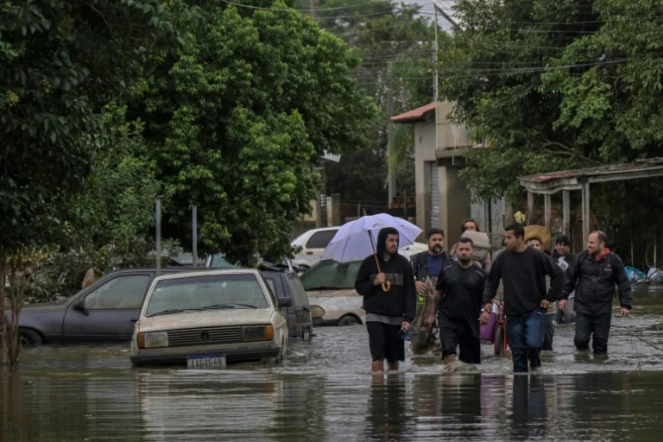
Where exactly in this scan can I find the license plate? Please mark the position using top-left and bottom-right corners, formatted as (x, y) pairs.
(186, 355), (226, 369)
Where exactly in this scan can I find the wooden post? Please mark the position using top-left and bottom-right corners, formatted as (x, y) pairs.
(544, 194), (552, 229)
(581, 182), (590, 242)
(562, 190), (570, 237)
(192, 206), (198, 267)
(654, 227), (658, 267)
(527, 191), (534, 225)
(156, 199), (161, 275)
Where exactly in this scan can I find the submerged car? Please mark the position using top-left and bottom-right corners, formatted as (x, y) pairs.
(130, 269), (290, 367)
(301, 260), (365, 326)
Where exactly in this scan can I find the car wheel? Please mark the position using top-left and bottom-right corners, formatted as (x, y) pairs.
(19, 329), (43, 346)
(337, 315), (361, 326)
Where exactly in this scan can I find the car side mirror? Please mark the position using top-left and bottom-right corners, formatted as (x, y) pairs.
(310, 305), (326, 319)
(277, 297), (293, 308)
(72, 299), (89, 316)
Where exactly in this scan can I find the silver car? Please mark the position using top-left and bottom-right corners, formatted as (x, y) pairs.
(130, 269), (290, 368)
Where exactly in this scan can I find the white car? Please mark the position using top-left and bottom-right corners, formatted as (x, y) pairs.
(130, 269), (290, 367)
(291, 227), (340, 269)
(397, 242), (428, 260)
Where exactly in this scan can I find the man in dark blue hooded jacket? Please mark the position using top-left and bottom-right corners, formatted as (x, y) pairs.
(355, 227), (417, 373)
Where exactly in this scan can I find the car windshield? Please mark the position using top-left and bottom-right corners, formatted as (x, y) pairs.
(300, 260), (361, 290)
(145, 273), (269, 316)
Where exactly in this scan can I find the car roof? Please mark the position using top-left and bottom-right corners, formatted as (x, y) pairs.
(152, 268), (262, 282)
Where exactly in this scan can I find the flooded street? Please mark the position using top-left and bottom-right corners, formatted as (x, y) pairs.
(3, 289), (663, 441)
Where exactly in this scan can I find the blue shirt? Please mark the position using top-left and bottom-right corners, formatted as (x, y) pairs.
(427, 254), (445, 278)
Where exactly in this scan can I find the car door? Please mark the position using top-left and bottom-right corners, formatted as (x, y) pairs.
(300, 229), (338, 266)
(287, 275), (313, 339)
(61, 272), (153, 342)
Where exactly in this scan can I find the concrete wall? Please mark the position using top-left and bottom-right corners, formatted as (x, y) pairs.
(438, 161), (472, 248)
(414, 118), (437, 239)
(470, 198), (508, 249)
(436, 101), (472, 150)
(412, 101), (506, 250)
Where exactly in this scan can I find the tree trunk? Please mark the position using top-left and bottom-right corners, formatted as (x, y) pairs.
(0, 257), (8, 365)
(8, 257), (23, 366)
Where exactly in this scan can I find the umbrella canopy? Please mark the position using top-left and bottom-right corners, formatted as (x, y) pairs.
(321, 213), (422, 263)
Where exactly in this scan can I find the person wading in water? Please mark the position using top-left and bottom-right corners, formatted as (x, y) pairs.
(559, 231), (631, 356)
(409, 228), (451, 354)
(355, 227), (416, 373)
(431, 237), (487, 366)
(481, 223), (564, 373)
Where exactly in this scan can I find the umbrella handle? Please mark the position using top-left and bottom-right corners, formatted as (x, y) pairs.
(364, 210), (392, 292)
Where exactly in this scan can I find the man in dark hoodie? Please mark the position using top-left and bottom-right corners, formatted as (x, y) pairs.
(355, 227), (417, 373)
(559, 231), (631, 356)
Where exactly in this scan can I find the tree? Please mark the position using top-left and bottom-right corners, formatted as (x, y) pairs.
(439, 0), (663, 208)
(132, 1), (377, 265)
(0, 0), (187, 365)
(296, 0), (437, 201)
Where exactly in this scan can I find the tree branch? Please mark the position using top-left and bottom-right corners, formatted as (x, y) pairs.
(86, 3), (115, 39)
(540, 140), (602, 166)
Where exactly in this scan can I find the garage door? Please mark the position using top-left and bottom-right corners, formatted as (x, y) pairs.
(429, 162), (439, 228)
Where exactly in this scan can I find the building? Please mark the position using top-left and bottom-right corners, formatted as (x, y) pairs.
(391, 101), (508, 249)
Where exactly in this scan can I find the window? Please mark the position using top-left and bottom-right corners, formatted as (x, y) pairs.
(145, 273), (269, 316)
(288, 277), (309, 308)
(300, 260), (362, 291)
(261, 275), (280, 306)
(305, 230), (338, 249)
(84, 275), (151, 310)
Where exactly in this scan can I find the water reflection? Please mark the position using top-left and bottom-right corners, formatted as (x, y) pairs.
(3, 289), (663, 440)
(364, 374), (407, 441)
(510, 376), (547, 440)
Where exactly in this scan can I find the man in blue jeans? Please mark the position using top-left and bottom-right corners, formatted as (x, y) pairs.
(559, 231), (631, 355)
(480, 223), (564, 373)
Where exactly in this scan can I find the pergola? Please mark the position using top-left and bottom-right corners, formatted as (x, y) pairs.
(519, 157), (663, 241)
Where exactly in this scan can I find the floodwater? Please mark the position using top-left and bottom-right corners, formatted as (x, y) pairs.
(3, 289), (663, 441)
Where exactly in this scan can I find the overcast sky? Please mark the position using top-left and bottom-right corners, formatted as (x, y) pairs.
(404, 0), (458, 32)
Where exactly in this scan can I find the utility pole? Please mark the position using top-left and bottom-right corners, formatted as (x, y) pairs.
(387, 61), (396, 209)
(155, 199), (161, 275)
(310, 0), (316, 17)
(433, 5), (439, 102)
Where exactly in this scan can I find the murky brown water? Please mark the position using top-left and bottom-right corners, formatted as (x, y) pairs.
(3, 289), (663, 441)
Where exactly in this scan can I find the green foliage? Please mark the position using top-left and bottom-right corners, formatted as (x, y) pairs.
(441, 0), (663, 207)
(295, 0), (437, 199)
(133, 1), (377, 264)
(0, 0), (185, 255)
(60, 104), (169, 268)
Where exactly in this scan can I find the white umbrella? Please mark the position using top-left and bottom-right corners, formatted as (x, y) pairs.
(321, 213), (422, 291)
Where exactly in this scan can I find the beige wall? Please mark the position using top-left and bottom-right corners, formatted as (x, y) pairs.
(439, 161), (472, 248)
(414, 120), (436, 239)
(436, 101), (472, 150)
(411, 101), (506, 251)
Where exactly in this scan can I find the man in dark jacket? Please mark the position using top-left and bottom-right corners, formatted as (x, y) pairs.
(355, 227), (417, 373)
(559, 231), (631, 355)
(480, 223), (564, 373)
(410, 228), (451, 289)
(408, 228), (451, 354)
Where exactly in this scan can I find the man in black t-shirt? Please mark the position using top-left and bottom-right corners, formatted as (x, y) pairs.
(432, 237), (487, 365)
(480, 223), (564, 373)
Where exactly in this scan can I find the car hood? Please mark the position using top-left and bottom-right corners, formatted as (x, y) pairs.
(306, 289), (358, 297)
(9, 302), (68, 315)
(137, 308), (277, 332)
